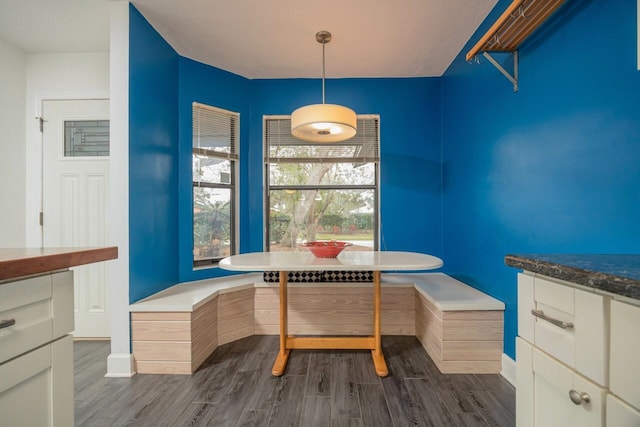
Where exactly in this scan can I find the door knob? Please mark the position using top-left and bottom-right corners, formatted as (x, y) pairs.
(569, 389), (590, 405)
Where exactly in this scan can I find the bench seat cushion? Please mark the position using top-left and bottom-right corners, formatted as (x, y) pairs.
(382, 272), (505, 311)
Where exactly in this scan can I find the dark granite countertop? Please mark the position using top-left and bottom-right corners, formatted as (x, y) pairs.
(505, 254), (640, 301)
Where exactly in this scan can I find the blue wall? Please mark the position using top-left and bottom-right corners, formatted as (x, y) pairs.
(129, 6), (443, 300)
(250, 78), (443, 258)
(177, 57), (253, 282)
(441, 0), (640, 358)
(129, 5), (180, 302)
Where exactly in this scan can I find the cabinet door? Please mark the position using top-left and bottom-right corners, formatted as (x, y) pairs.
(0, 341), (53, 426)
(516, 337), (534, 427)
(610, 300), (640, 410)
(516, 339), (606, 427)
(607, 394), (640, 427)
(0, 334), (74, 426)
(532, 346), (605, 427)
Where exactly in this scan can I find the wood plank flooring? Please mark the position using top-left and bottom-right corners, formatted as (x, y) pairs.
(74, 336), (515, 427)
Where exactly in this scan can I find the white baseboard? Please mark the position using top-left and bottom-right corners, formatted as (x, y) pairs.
(501, 353), (516, 387)
(105, 353), (136, 377)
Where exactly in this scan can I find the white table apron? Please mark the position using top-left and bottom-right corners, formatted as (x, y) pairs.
(219, 251), (443, 377)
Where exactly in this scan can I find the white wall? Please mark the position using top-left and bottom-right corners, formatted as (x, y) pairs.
(25, 52), (110, 246)
(0, 39), (26, 247)
(1, 5), (132, 377)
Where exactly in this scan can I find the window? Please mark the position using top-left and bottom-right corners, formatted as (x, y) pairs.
(192, 102), (238, 266)
(264, 115), (379, 252)
(64, 120), (110, 157)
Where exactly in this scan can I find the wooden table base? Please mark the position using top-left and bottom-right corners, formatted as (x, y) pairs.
(371, 349), (389, 377)
(272, 270), (388, 377)
(271, 349), (291, 376)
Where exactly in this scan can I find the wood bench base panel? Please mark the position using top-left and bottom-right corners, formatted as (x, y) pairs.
(132, 295), (220, 375)
(254, 286), (415, 336)
(131, 279), (504, 375)
(217, 288), (254, 345)
(415, 292), (503, 374)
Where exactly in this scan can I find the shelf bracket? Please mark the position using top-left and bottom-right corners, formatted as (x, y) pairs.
(482, 50), (518, 92)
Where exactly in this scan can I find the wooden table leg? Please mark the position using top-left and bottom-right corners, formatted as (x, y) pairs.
(272, 270), (290, 376)
(371, 270), (388, 377)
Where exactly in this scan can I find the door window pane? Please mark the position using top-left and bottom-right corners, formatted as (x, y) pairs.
(64, 120), (109, 157)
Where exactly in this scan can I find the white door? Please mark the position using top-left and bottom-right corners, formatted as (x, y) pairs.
(42, 99), (110, 338)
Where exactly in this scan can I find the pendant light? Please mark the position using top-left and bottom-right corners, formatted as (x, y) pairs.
(291, 31), (357, 143)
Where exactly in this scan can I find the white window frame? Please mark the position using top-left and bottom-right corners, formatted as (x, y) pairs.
(192, 102), (239, 267)
(263, 114), (380, 251)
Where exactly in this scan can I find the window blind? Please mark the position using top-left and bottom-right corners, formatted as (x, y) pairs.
(265, 116), (379, 164)
(192, 102), (239, 161)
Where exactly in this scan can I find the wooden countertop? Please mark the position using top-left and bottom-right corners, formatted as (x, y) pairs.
(0, 247), (118, 281)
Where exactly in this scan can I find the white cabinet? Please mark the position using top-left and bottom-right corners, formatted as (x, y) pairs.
(517, 338), (605, 427)
(0, 335), (73, 426)
(517, 273), (608, 385)
(606, 394), (640, 427)
(0, 271), (74, 426)
(609, 300), (640, 410)
(517, 272), (640, 427)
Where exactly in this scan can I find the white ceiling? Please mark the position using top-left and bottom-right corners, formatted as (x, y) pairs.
(0, 0), (111, 53)
(0, 0), (498, 79)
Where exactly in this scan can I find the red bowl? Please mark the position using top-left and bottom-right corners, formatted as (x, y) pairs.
(301, 241), (353, 258)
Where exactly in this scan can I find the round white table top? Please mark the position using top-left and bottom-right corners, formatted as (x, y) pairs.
(219, 251), (443, 272)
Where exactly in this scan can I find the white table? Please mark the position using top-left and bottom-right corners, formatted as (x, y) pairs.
(219, 251), (443, 377)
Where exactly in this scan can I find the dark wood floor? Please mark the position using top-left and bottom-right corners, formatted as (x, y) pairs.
(74, 336), (515, 427)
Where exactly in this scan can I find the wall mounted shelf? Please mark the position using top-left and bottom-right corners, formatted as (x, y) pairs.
(466, 0), (567, 92)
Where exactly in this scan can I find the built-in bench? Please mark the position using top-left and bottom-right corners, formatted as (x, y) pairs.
(129, 274), (260, 374)
(129, 272), (504, 375)
(383, 273), (505, 374)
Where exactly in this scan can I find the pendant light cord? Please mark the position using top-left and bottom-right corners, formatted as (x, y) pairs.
(321, 38), (326, 104)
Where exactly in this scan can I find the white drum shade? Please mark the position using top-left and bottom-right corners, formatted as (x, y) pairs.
(291, 103), (357, 142)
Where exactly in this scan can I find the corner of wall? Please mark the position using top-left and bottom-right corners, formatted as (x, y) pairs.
(109, 0), (132, 374)
(106, 353), (136, 377)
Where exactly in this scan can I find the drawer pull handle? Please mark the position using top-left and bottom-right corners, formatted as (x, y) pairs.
(569, 390), (590, 405)
(0, 319), (16, 329)
(531, 309), (574, 329)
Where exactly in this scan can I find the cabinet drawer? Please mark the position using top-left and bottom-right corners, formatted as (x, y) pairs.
(518, 274), (608, 385)
(609, 300), (640, 410)
(0, 275), (53, 364)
